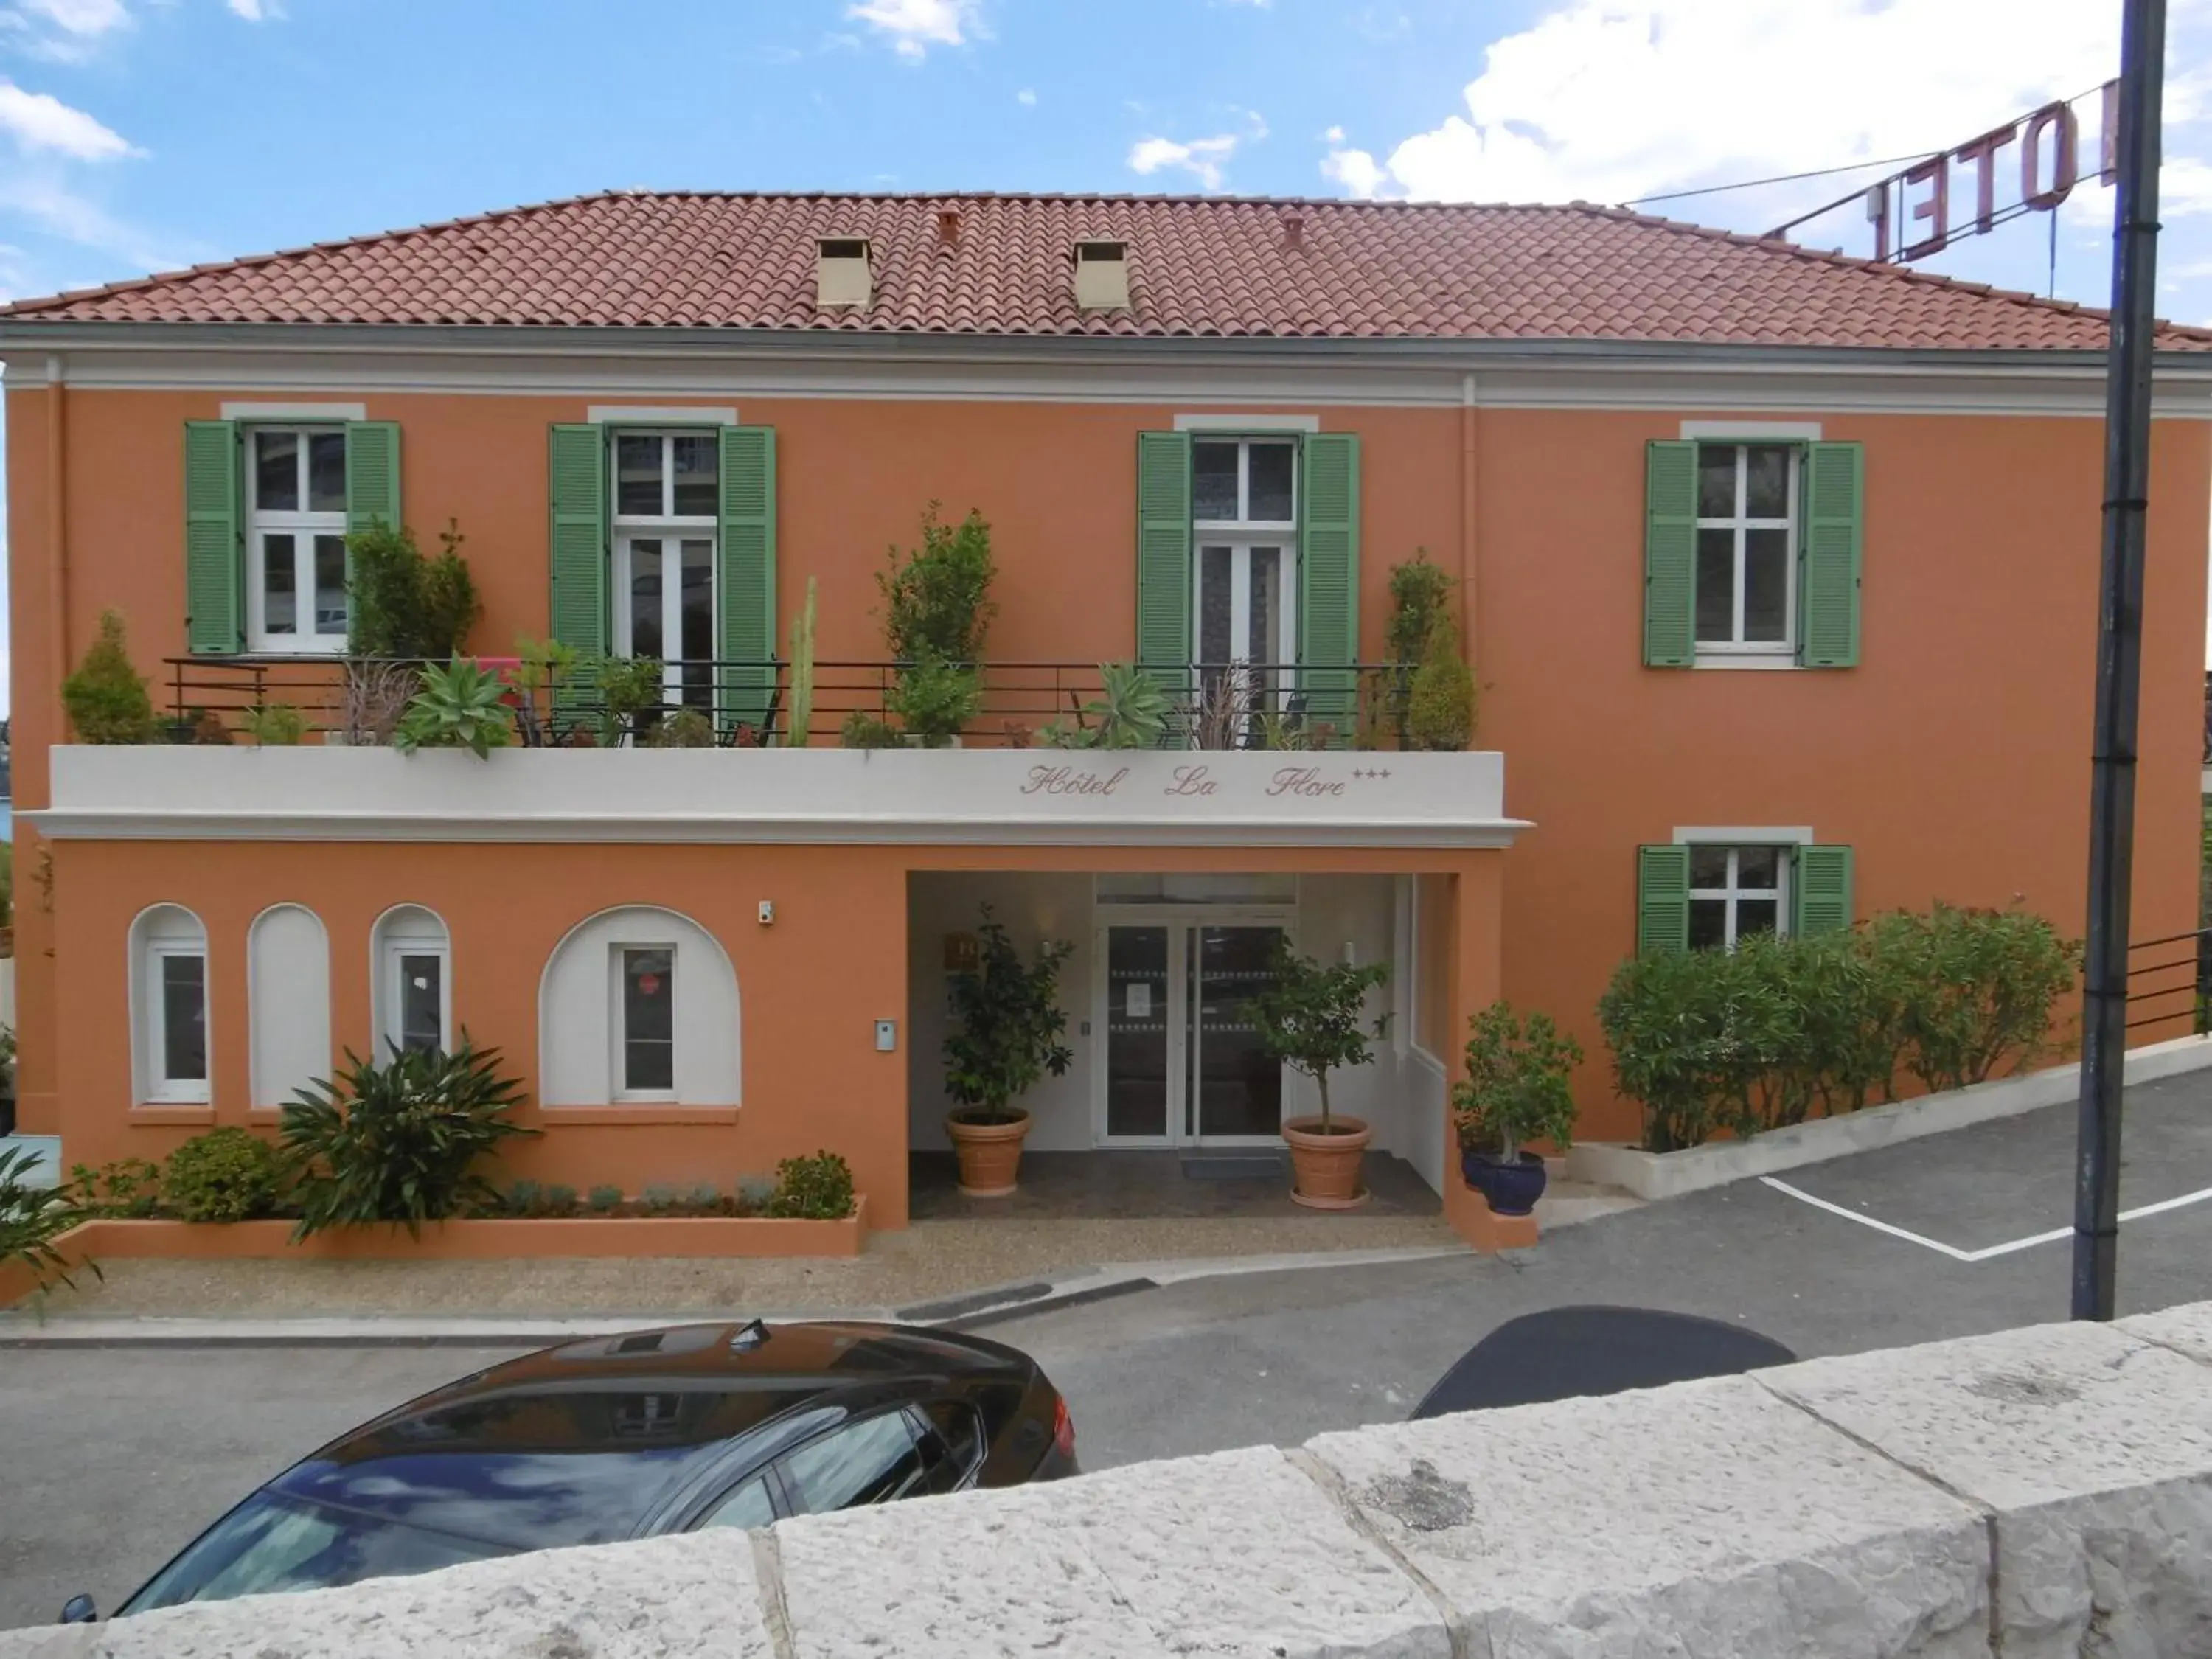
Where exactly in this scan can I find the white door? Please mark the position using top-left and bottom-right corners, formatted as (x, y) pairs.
(614, 535), (717, 712)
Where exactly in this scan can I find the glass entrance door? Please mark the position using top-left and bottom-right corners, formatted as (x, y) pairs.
(1098, 920), (1287, 1146)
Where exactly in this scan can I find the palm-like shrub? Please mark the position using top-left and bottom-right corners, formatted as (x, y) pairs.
(1, 1145), (94, 1293)
(280, 1040), (537, 1238)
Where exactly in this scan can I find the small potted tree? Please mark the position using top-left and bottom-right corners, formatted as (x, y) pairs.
(1452, 1001), (1582, 1216)
(1248, 942), (1390, 1209)
(942, 906), (1073, 1196)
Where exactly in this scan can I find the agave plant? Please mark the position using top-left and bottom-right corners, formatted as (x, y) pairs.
(1, 1144), (95, 1295)
(392, 658), (515, 757)
(279, 1039), (538, 1239)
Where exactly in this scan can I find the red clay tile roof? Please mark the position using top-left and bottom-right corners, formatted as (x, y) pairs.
(5, 190), (2207, 352)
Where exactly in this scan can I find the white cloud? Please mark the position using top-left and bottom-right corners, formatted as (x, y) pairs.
(846, 0), (981, 60)
(1321, 145), (1388, 199)
(1128, 133), (1242, 192)
(15, 0), (128, 36)
(1321, 0), (2171, 212)
(1016, 87), (1036, 107)
(226, 0), (282, 18)
(1322, 125), (1345, 144)
(0, 80), (136, 159)
(2166, 157), (2212, 218)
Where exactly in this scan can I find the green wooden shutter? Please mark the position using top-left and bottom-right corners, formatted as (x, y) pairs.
(344, 421), (402, 535)
(184, 420), (243, 655)
(1636, 844), (1691, 958)
(546, 425), (608, 710)
(1298, 431), (1361, 741)
(1799, 442), (1863, 667)
(1792, 845), (1854, 937)
(718, 425), (778, 733)
(1644, 441), (1696, 667)
(1135, 431), (1192, 715)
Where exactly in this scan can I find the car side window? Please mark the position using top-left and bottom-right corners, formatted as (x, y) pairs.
(696, 1475), (777, 1531)
(917, 1401), (985, 1490)
(777, 1413), (930, 1514)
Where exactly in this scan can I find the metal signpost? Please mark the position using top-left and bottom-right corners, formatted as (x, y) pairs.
(2073, 0), (2167, 1322)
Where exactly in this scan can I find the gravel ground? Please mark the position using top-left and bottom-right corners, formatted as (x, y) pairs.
(20, 1214), (1463, 1319)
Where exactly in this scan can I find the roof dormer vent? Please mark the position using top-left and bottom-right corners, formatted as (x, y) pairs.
(815, 238), (872, 310)
(1072, 240), (1130, 310)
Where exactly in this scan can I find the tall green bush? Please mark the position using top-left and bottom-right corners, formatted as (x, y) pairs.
(877, 504), (995, 745)
(1868, 905), (2079, 1093)
(61, 611), (157, 744)
(1405, 614), (1475, 751)
(347, 521), (481, 659)
(1385, 552), (1457, 747)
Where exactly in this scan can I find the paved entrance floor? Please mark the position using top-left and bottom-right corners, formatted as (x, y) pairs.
(908, 1149), (1442, 1219)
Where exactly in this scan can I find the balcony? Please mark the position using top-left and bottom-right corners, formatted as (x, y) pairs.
(44, 658), (1523, 850)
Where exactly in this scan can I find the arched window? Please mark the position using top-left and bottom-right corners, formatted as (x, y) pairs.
(130, 905), (209, 1105)
(370, 905), (451, 1059)
(248, 905), (330, 1108)
(538, 906), (740, 1107)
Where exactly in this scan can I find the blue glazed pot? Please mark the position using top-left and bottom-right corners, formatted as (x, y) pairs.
(1461, 1148), (1547, 1217)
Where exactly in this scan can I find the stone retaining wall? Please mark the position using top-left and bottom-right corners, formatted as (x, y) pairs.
(12, 1300), (2212, 1658)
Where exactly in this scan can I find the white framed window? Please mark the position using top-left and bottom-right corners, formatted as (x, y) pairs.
(613, 944), (678, 1101)
(611, 431), (718, 716)
(1687, 845), (1790, 950)
(371, 905), (451, 1060)
(131, 905), (211, 1105)
(1694, 442), (1798, 656)
(1193, 437), (1298, 720)
(246, 426), (349, 655)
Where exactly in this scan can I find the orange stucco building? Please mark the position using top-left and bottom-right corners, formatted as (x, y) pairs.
(3, 192), (2208, 1232)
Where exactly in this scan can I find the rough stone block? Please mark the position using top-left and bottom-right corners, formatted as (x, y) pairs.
(0, 1531), (773, 1659)
(2118, 1298), (2212, 1367)
(1765, 1318), (2212, 1659)
(1305, 1374), (1991, 1657)
(775, 1444), (1446, 1659)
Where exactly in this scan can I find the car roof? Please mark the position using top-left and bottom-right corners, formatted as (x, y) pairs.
(262, 1321), (1028, 1550)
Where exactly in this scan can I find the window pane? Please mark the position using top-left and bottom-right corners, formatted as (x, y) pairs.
(671, 435), (717, 517)
(629, 540), (664, 660)
(698, 1477), (776, 1531)
(256, 431), (300, 512)
(1694, 528), (1734, 643)
(1744, 445), (1791, 518)
(313, 535), (349, 636)
(1198, 546), (1233, 664)
(1688, 846), (1730, 888)
(1736, 846), (1781, 889)
(1738, 899), (1780, 939)
(162, 954), (207, 1082)
(622, 947), (674, 1093)
(921, 1401), (986, 1486)
(679, 540), (715, 712)
(616, 434), (662, 516)
(1193, 442), (1239, 521)
(1688, 899), (1727, 952)
(398, 953), (442, 1054)
(1248, 547), (1279, 667)
(1247, 443), (1294, 521)
(262, 534), (298, 635)
(1697, 445), (1736, 518)
(307, 431), (348, 514)
(779, 1415), (928, 1514)
(1742, 529), (1789, 644)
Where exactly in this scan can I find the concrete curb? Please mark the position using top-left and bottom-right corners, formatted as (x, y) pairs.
(1565, 1032), (2212, 1202)
(0, 1243), (1472, 1347)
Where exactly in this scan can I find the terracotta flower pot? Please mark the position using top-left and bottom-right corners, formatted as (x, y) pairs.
(945, 1109), (1032, 1197)
(1281, 1115), (1372, 1211)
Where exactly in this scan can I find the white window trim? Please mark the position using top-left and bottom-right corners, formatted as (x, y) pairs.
(380, 933), (451, 1059)
(145, 942), (211, 1104)
(246, 425), (350, 656)
(1192, 437), (1300, 686)
(1692, 441), (1800, 662)
(1678, 420), (1824, 440)
(611, 941), (679, 1103)
(1175, 412), (1321, 433)
(588, 406), (737, 425)
(221, 401), (366, 421)
(1672, 825), (1815, 846)
(1686, 844), (1792, 950)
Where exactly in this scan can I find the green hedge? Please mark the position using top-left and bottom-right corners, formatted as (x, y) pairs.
(1598, 905), (2078, 1152)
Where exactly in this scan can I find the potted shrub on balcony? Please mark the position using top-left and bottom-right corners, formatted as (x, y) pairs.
(1248, 943), (1390, 1209)
(942, 906), (1072, 1197)
(1452, 1000), (1582, 1217)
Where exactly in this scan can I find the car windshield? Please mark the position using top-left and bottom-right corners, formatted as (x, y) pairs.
(121, 1489), (512, 1613)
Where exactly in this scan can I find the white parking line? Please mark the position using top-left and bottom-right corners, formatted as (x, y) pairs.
(1759, 1177), (2212, 1262)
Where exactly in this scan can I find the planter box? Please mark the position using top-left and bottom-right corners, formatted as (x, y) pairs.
(0, 1200), (868, 1307)
(1565, 1035), (2212, 1202)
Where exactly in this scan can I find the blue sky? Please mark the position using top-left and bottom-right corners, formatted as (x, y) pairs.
(3, 0), (2212, 702)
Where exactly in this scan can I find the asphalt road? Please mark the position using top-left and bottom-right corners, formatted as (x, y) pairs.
(4, 1070), (2209, 1631)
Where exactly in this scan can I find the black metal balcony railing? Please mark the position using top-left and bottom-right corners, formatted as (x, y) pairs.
(161, 656), (1411, 750)
(2125, 925), (2212, 1037)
